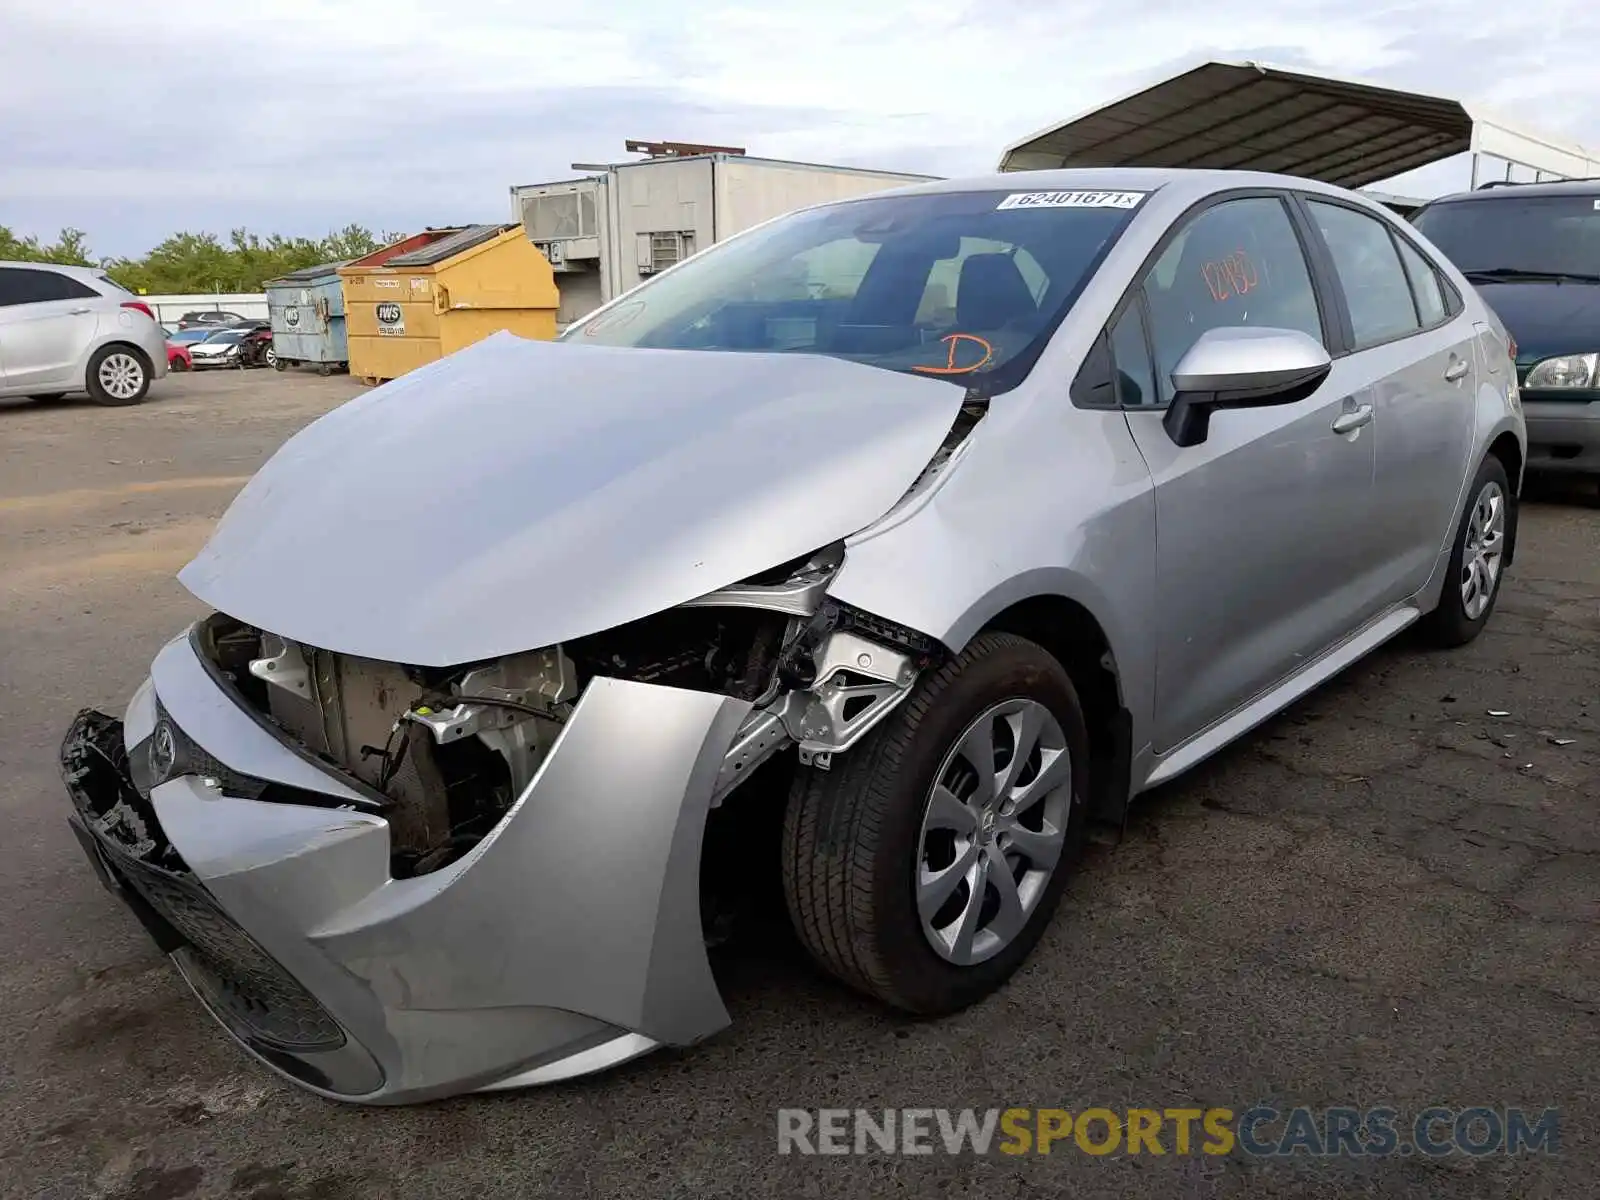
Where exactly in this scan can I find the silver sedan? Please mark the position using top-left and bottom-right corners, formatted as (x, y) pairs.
(60, 168), (1523, 1103)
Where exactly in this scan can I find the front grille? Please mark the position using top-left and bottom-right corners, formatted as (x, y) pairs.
(149, 701), (268, 798)
(113, 850), (345, 1053)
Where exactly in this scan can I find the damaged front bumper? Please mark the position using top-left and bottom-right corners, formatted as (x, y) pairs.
(60, 634), (752, 1104)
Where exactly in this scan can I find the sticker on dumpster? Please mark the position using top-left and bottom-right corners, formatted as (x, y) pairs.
(995, 190), (1146, 211)
(284, 306), (301, 327)
(300, 288), (311, 303)
(374, 278), (401, 288)
(376, 302), (404, 335)
(410, 277), (428, 291)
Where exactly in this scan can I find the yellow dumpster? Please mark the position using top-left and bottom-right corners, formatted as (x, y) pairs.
(338, 224), (560, 384)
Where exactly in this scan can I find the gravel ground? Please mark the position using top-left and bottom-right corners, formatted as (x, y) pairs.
(1, 371), (1596, 1199)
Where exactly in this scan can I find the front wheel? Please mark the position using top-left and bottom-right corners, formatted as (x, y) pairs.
(1420, 455), (1513, 647)
(782, 631), (1088, 1014)
(85, 345), (150, 406)
(264, 347), (277, 369)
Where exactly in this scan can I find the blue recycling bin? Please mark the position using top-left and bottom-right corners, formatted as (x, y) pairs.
(264, 261), (349, 374)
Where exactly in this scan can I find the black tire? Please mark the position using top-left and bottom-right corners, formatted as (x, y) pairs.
(1420, 455), (1513, 647)
(28, 392), (66, 402)
(273, 356), (287, 371)
(317, 363), (333, 377)
(782, 631), (1089, 1014)
(84, 344), (150, 406)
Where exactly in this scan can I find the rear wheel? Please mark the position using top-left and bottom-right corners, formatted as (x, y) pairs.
(1420, 455), (1512, 647)
(85, 345), (150, 406)
(782, 632), (1088, 1014)
(264, 347), (278, 369)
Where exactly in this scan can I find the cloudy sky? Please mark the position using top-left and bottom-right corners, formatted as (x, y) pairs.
(2, 0), (1595, 257)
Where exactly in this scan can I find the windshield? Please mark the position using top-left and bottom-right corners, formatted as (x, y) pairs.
(203, 330), (246, 344)
(1413, 195), (1600, 278)
(563, 188), (1146, 390)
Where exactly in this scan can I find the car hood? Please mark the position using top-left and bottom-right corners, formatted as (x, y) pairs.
(1473, 280), (1600, 366)
(180, 331), (966, 665)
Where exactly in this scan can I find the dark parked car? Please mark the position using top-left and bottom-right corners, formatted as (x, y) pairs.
(177, 311), (246, 330)
(1413, 179), (1600, 480)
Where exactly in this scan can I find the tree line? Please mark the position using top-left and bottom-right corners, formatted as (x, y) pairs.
(0, 224), (406, 294)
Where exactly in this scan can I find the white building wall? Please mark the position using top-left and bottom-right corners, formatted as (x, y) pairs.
(712, 159), (930, 237)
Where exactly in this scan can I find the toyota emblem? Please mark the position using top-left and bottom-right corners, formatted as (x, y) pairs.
(149, 721), (177, 782)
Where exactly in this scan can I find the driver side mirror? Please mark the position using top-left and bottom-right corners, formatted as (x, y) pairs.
(1163, 326), (1332, 447)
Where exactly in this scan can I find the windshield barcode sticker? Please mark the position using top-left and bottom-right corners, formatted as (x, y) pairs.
(996, 190), (1145, 211)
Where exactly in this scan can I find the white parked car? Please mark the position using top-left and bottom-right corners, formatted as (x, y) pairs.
(0, 262), (168, 405)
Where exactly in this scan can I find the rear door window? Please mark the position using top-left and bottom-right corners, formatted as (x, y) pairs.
(1306, 201), (1420, 348)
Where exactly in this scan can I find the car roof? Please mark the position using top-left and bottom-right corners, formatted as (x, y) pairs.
(828, 165), (1377, 205)
(1423, 178), (1600, 205)
(0, 260), (106, 280)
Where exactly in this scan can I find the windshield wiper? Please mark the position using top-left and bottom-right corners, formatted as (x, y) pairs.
(1462, 267), (1600, 284)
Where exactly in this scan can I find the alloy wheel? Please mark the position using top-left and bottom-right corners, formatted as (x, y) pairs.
(98, 353), (145, 400)
(1460, 480), (1506, 621)
(916, 698), (1072, 966)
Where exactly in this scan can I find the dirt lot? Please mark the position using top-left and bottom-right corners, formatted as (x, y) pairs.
(1, 370), (1597, 1200)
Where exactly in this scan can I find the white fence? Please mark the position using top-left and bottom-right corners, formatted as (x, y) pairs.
(143, 293), (268, 326)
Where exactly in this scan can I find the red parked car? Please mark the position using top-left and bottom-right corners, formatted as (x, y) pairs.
(166, 341), (192, 372)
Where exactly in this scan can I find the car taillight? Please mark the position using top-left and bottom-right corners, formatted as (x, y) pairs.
(121, 300), (156, 321)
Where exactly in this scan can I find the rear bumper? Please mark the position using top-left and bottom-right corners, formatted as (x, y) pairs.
(60, 634), (749, 1103)
(1523, 399), (1600, 475)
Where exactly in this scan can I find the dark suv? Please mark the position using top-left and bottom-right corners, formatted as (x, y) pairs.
(177, 310), (245, 330)
(1412, 179), (1600, 479)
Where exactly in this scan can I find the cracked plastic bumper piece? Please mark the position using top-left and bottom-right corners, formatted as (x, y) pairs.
(60, 642), (751, 1104)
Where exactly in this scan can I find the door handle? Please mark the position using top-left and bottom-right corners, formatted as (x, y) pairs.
(1443, 358), (1469, 382)
(1331, 403), (1375, 434)
(68, 307), (92, 315)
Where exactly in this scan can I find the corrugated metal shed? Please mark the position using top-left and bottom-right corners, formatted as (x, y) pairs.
(999, 60), (1600, 189)
(383, 225), (511, 268)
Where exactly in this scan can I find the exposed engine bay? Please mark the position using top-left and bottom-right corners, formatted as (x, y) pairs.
(192, 542), (947, 880)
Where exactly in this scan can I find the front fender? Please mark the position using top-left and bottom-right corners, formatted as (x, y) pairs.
(828, 403), (1158, 743)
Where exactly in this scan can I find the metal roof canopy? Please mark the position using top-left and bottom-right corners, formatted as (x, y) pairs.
(999, 60), (1600, 190)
